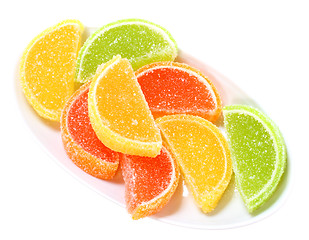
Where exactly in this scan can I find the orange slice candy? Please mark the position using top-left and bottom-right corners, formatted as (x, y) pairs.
(121, 146), (179, 219)
(20, 20), (83, 121)
(135, 62), (222, 122)
(60, 81), (121, 179)
(156, 114), (232, 213)
(88, 55), (162, 157)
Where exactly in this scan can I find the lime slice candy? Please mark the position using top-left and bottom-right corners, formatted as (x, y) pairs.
(75, 19), (178, 83)
(223, 105), (287, 213)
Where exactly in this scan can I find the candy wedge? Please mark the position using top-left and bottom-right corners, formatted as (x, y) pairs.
(75, 19), (177, 83)
(135, 62), (222, 121)
(20, 20), (83, 121)
(223, 105), (287, 212)
(61, 81), (121, 179)
(156, 114), (232, 213)
(121, 146), (179, 220)
(88, 55), (162, 157)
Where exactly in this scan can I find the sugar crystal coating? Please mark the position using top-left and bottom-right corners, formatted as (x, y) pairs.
(156, 114), (232, 213)
(121, 146), (179, 219)
(135, 62), (222, 121)
(61, 82), (120, 179)
(75, 19), (177, 83)
(67, 87), (120, 162)
(223, 105), (286, 212)
(20, 20), (83, 121)
(88, 56), (162, 157)
(22, 19), (288, 219)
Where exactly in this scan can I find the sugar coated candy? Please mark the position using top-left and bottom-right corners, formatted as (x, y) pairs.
(156, 114), (232, 213)
(121, 146), (179, 220)
(60, 81), (121, 179)
(20, 18), (288, 219)
(88, 55), (162, 157)
(75, 18), (177, 83)
(20, 20), (83, 121)
(223, 104), (287, 212)
(135, 62), (222, 122)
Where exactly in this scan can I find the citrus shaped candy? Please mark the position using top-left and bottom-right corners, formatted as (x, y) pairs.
(20, 20), (83, 121)
(60, 81), (121, 179)
(156, 114), (232, 213)
(75, 18), (177, 83)
(135, 62), (222, 122)
(88, 55), (162, 157)
(223, 105), (287, 212)
(121, 146), (179, 220)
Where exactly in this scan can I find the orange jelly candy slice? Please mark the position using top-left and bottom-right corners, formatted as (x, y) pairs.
(60, 81), (121, 179)
(121, 146), (179, 220)
(135, 62), (222, 122)
(20, 20), (83, 121)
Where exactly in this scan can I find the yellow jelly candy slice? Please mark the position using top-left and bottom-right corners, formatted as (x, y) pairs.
(156, 114), (232, 213)
(20, 20), (84, 121)
(88, 55), (162, 157)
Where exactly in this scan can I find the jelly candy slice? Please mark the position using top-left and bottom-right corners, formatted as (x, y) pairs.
(121, 146), (179, 220)
(75, 19), (177, 83)
(88, 55), (162, 157)
(20, 20), (83, 121)
(60, 81), (121, 179)
(223, 104), (287, 212)
(135, 62), (222, 122)
(156, 114), (232, 213)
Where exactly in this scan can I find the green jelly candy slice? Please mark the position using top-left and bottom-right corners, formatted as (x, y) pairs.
(75, 19), (178, 83)
(223, 104), (286, 213)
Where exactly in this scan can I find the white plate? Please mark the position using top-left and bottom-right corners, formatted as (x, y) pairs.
(14, 43), (292, 230)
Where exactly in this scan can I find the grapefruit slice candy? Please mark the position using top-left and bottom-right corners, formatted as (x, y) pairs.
(156, 114), (232, 213)
(88, 55), (162, 157)
(223, 104), (287, 212)
(136, 62), (222, 122)
(60, 81), (121, 179)
(121, 146), (179, 220)
(75, 18), (177, 83)
(20, 20), (83, 121)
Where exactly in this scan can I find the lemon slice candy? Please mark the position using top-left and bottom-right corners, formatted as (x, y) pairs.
(20, 20), (83, 121)
(88, 55), (162, 157)
(156, 114), (232, 213)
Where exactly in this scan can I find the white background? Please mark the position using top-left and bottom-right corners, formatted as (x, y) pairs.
(2, 0), (308, 239)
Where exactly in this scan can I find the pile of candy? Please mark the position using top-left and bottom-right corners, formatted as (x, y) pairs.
(19, 19), (287, 219)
